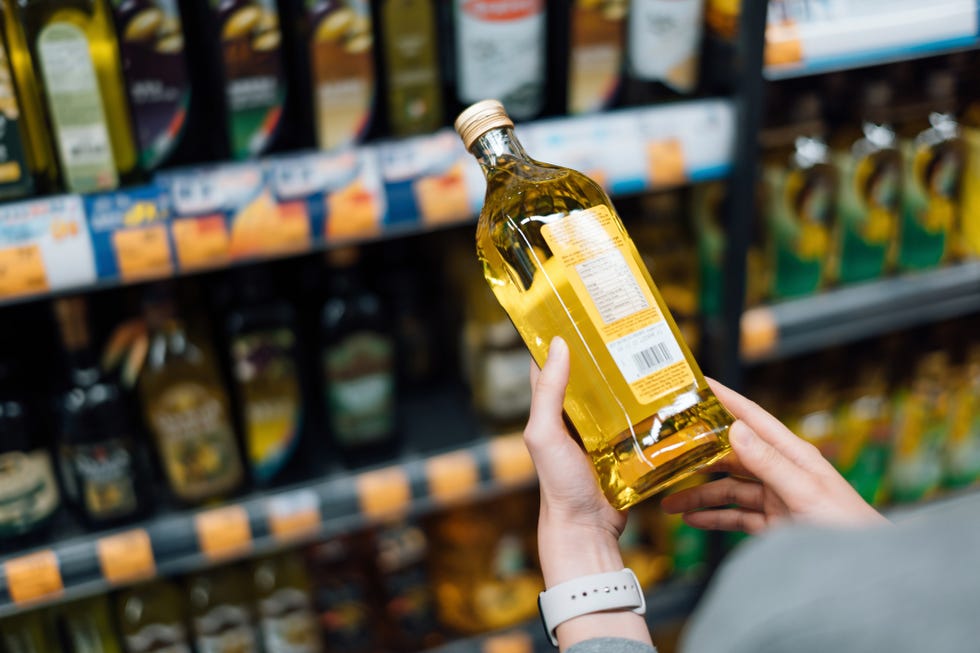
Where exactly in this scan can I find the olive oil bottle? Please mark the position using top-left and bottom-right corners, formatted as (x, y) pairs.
(187, 566), (260, 653)
(252, 553), (323, 653)
(116, 580), (193, 653)
(1, 611), (57, 653)
(379, 0), (441, 136)
(12, 0), (137, 192)
(59, 596), (124, 653)
(0, 13), (41, 198)
(457, 100), (733, 510)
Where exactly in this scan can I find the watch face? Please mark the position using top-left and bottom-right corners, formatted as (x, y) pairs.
(537, 593), (556, 647)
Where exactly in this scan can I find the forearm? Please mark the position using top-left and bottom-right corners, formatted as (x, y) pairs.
(539, 514), (655, 652)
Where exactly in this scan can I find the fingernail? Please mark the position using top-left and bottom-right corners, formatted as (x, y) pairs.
(549, 336), (568, 360)
(729, 423), (754, 450)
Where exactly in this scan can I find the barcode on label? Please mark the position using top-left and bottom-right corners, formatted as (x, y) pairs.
(606, 322), (684, 384)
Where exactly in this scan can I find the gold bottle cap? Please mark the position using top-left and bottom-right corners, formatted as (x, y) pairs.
(455, 100), (514, 151)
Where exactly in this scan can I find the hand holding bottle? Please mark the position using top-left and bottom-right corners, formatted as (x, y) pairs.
(662, 380), (889, 534)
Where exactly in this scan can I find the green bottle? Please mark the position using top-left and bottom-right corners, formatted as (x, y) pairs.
(252, 553), (323, 653)
(187, 566), (260, 653)
(379, 0), (441, 136)
(59, 596), (124, 653)
(1, 610), (57, 653)
(116, 580), (192, 653)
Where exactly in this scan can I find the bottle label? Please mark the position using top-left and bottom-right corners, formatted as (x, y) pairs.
(832, 137), (901, 283)
(481, 347), (532, 420)
(149, 382), (242, 501)
(310, 0), (375, 149)
(59, 439), (138, 520)
(889, 391), (947, 502)
(36, 22), (118, 193)
(898, 123), (963, 270)
(258, 588), (321, 653)
(960, 126), (980, 256)
(0, 38), (33, 195)
(0, 449), (59, 536)
(568, 0), (625, 114)
(125, 622), (192, 653)
(627, 0), (703, 93)
(455, 0), (545, 120)
(212, 0), (285, 158)
(324, 332), (395, 446)
(111, 0), (190, 170)
(540, 205), (694, 404)
(195, 605), (258, 653)
(381, 0), (441, 135)
(232, 329), (302, 484)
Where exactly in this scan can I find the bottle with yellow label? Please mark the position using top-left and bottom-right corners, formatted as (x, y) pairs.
(0, 12), (42, 199)
(12, 0), (137, 192)
(945, 342), (980, 489)
(958, 54), (980, 258)
(456, 100), (733, 510)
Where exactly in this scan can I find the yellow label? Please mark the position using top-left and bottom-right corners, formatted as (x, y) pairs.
(426, 450), (478, 502)
(267, 490), (321, 542)
(647, 138), (686, 187)
(961, 127), (980, 255)
(171, 215), (231, 270)
(765, 20), (803, 67)
(97, 529), (156, 584)
(112, 225), (173, 281)
(356, 466), (411, 518)
(195, 505), (252, 560)
(488, 433), (534, 485)
(0, 244), (47, 298)
(4, 551), (63, 604)
(540, 205), (694, 404)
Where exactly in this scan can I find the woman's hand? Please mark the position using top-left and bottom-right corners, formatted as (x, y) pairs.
(662, 379), (889, 535)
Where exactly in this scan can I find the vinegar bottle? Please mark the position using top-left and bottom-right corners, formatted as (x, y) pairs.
(456, 100), (733, 509)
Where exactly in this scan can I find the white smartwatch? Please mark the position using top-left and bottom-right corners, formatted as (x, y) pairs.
(537, 568), (647, 647)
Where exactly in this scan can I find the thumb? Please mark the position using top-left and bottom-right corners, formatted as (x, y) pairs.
(524, 337), (570, 452)
(728, 421), (809, 501)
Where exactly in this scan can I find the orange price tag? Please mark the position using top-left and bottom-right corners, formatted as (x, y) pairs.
(97, 529), (156, 584)
(740, 307), (779, 361)
(488, 434), (535, 486)
(326, 182), (381, 240)
(426, 450), (478, 503)
(413, 164), (471, 225)
(647, 139), (687, 188)
(0, 244), (47, 299)
(112, 225), (174, 281)
(171, 215), (231, 271)
(195, 505), (252, 561)
(267, 490), (321, 542)
(765, 20), (804, 67)
(356, 467), (411, 519)
(259, 201), (311, 255)
(4, 551), (63, 604)
(483, 631), (534, 653)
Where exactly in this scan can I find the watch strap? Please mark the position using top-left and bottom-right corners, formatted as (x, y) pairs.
(538, 568), (646, 647)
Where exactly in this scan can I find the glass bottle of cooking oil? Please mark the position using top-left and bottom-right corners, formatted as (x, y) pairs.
(59, 596), (124, 653)
(379, 0), (441, 137)
(116, 580), (192, 653)
(566, 0), (625, 114)
(456, 99), (733, 510)
(186, 566), (260, 653)
(13, 0), (137, 192)
(945, 342), (980, 488)
(252, 553), (323, 653)
(0, 13), (39, 199)
(1, 610), (57, 653)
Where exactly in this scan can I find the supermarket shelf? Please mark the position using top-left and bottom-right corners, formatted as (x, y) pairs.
(0, 432), (536, 618)
(765, 0), (979, 79)
(0, 99), (734, 309)
(740, 261), (980, 363)
(430, 577), (706, 653)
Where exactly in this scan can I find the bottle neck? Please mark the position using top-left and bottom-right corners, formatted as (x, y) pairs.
(471, 128), (531, 172)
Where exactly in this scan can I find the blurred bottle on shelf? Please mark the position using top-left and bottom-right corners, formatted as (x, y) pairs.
(452, 0), (547, 121)
(252, 552), (324, 653)
(187, 566), (261, 653)
(788, 362), (840, 467)
(0, 17), (42, 199)
(945, 341), (980, 488)
(0, 0), (57, 195)
(958, 53), (980, 258)
(306, 533), (383, 653)
(116, 580), (192, 653)
(760, 86), (838, 299)
(378, 0), (442, 137)
(828, 77), (902, 284)
(426, 490), (540, 635)
(321, 247), (398, 465)
(10, 0), (138, 192)
(181, 0), (286, 160)
(894, 68), (965, 270)
(374, 521), (443, 651)
(705, 0), (739, 41)
(52, 296), (152, 528)
(139, 284), (244, 505)
(566, 0), (625, 115)
(225, 268), (305, 487)
(623, 0), (705, 104)
(58, 596), (124, 653)
(1, 610), (57, 653)
(109, 0), (192, 171)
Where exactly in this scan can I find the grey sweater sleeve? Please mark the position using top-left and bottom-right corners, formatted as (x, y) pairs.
(566, 637), (657, 653)
(680, 492), (980, 653)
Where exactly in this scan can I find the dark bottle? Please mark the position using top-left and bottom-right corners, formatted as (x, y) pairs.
(225, 267), (305, 486)
(252, 552), (324, 653)
(52, 296), (151, 528)
(321, 248), (397, 464)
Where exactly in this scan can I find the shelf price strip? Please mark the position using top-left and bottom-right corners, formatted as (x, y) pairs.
(267, 489), (322, 542)
(425, 450), (479, 503)
(97, 529), (156, 585)
(356, 466), (411, 519)
(195, 505), (253, 561)
(3, 551), (63, 605)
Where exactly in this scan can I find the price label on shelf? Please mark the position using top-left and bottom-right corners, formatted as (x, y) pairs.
(3, 551), (63, 604)
(267, 490), (321, 542)
(483, 631), (534, 653)
(765, 20), (804, 67)
(111, 225), (173, 281)
(488, 434), (535, 485)
(0, 244), (47, 298)
(195, 505), (252, 561)
(356, 466), (411, 518)
(97, 529), (156, 584)
(426, 450), (479, 502)
(740, 307), (779, 360)
(647, 138), (687, 188)
(171, 215), (231, 271)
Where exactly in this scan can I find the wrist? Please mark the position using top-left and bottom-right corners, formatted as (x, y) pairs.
(538, 518), (625, 589)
